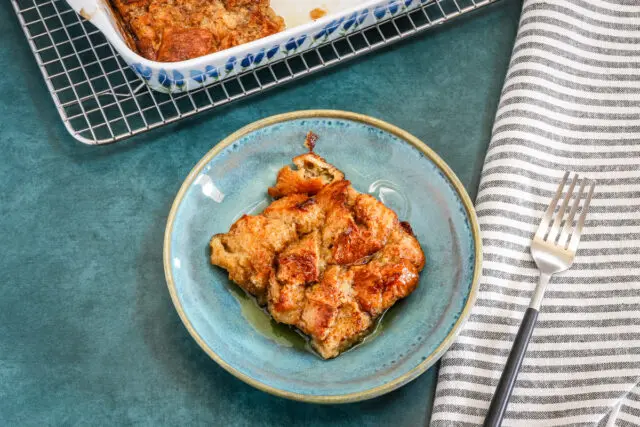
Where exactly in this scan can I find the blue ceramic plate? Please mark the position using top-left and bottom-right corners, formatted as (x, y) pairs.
(164, 110), (481, 403)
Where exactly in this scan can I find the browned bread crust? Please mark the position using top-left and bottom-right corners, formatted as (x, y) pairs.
(210, 145), (425, 358)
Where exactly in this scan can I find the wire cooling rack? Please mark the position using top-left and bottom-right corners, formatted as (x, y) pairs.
(12, 0), (498, 144)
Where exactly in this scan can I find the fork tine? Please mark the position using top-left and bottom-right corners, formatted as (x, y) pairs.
(557, 179), (587, 248)
(568, 181), (596, 253)
(546, 173), (578, 243)
(535, 171), (570, 239)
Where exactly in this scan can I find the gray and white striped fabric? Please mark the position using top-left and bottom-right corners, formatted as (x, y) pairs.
(431, 0), (640, 425)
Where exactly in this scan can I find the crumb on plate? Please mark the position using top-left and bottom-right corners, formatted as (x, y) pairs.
(310, 8), (328, 20)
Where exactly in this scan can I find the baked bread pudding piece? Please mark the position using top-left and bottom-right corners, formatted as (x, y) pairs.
(109, 0), (285, 61)
(210, 137), (425, 359)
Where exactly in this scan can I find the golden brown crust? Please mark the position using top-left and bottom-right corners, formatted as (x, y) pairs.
(210, 143), (425, 359)
(108, 0), (285, 62)
(268, 153), (345, 199)
(263, 194), (325, 235)
(353, 259), (419, 318)
(157, 27), (214, 62)
(209, 214), (297, 303)
(276, 231), (320, 285)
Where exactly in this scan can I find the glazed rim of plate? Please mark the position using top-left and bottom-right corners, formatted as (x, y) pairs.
(163, 109), (482, 404)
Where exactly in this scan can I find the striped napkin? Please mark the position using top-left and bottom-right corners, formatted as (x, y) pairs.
(431, 0), (640, 425)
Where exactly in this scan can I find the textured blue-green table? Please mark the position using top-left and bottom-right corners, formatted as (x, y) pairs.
(0, 1), (521, 425)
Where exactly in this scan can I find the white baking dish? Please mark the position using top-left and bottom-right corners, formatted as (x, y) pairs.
(66, 0), (429, 93)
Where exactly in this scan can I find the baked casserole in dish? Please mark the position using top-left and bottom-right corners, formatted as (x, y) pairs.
(65, 0), (432, 92)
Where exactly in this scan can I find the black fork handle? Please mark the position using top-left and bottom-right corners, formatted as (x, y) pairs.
(483, 307), (539, 427)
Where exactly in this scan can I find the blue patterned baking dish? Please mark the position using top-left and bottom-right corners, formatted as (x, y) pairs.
(66, 0), (431, 93)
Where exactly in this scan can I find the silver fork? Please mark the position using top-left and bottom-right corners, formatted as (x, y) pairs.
(484, 172), (596, 427)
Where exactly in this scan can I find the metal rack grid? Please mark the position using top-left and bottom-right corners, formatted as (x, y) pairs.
(11, 0), (498, 145)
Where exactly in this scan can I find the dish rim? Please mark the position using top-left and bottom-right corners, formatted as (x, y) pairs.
(162, 109), (482, 404)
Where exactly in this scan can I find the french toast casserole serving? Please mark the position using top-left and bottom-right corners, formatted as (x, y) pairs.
(210, 133), (426, 359)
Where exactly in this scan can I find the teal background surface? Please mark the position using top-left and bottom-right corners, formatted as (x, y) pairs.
(0, 1), (521, 425)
